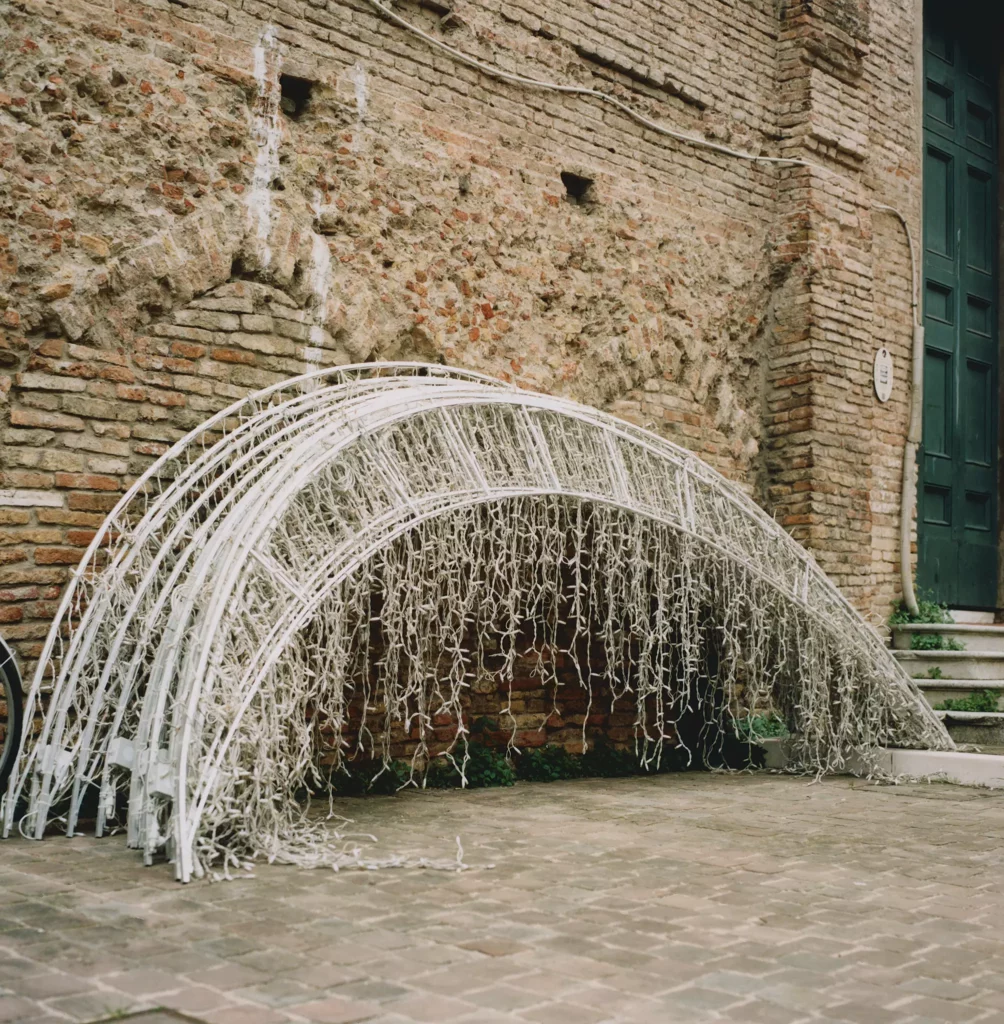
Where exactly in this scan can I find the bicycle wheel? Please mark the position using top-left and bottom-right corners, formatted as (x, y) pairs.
(0, 637), (23, 791)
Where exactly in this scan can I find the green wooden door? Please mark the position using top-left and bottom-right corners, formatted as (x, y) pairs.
(919, 3), (999, 609)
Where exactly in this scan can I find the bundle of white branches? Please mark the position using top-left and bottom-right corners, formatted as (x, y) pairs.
(2, 363), (951, 881)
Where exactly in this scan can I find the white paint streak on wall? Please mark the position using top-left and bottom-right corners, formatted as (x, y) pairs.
(308, 231), (332, 320)
(248, 25), (281, 267)
(350, 62), (368, 120)
(298, 189), (335, 391)
(299, 234), (333, 392)
(0, 489), (64, 508)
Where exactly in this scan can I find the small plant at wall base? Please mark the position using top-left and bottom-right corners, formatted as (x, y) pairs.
(889, 594), (964, 650)
(515, 744), (583, 783)
(911, 632), (965, 651)
(426, 744), (517, 789)
(580, 741), (647, 778)
(889, 595), (955, 626)
(935, 690), (1000, 713)
(734, 713), (789, 741)
(327, 727), (769, 796)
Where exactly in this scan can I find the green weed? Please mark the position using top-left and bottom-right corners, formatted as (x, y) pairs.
(935, 690), (1000, 713)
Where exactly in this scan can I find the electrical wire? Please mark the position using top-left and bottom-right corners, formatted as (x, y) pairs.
(368, 0), (863, 177)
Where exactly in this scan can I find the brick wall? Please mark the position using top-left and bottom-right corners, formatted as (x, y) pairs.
(329, 639), (643, 769)
(0, 0), (930, 677)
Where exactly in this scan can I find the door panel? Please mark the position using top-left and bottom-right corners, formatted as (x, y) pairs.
(925, 280), (954, 328)
(924, 147), (954, 257)
(966, 295), (991, 335)
(923, 485), (951, 525)
(965, 491), (991, 530)
(923, 349), (952, 458)
(966, 167), (992, 272)
(968, 102), (993, 149)
(926, 79), (954, 130)
(963, 358), (991, 466)
(919, 1), (998, 609)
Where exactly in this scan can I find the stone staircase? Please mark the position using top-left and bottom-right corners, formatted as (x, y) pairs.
(891, 612), (1004, 750)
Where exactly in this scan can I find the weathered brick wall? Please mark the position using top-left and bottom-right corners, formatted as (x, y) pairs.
(866, 0), (923, 623)
(0, 0), (931, 678)
(765, 0), (929, 622)
(330, 640), (642, 768)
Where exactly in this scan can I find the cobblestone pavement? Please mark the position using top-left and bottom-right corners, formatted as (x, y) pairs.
(2, 773), (1004, 1024)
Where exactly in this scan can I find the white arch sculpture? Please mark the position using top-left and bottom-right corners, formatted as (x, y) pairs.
(3, 363), (951, 881)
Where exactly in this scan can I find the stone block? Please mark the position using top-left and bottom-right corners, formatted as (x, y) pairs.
(0, 489), (64, 509)
(240, 314), (275, 332)
(15, 372), (87, 393)
(9, 409), (84, 432)
(272, 319), (312, 342)
(224, 333), (296, 357)
(60, 395), (125, 421)
(173, 310), (242, 332)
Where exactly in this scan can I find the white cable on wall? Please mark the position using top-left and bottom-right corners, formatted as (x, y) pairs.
(363, 0), (924, 615)
(366, 0), (823, 170)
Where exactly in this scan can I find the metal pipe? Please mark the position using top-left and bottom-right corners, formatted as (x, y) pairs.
(875, 204), (923, 617)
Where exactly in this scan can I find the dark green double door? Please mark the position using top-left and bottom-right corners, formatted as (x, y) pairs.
(919, 3), (999, 609)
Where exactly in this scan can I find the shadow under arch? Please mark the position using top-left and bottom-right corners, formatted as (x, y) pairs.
(2, 364), (951, 881)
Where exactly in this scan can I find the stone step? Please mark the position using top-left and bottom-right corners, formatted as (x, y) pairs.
(914, 679), (1004, 711)
(883, 749), (1004, 787)
(949, 609), (995, 624)
(893, 649), (1004, 680)
(892, 622), (1004, 653)
(761, 740), (1004, 787)
(934, 710), (1004, 746)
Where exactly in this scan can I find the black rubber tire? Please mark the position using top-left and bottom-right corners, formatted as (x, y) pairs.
(0, 640), (23, 792)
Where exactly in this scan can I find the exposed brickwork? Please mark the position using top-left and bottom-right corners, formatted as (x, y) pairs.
(332, 642), (642, 768)
(0, 0), (946, 676)
(767, 0), (877, 611)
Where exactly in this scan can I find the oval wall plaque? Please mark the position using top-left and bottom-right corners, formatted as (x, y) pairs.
(873, 347), (893, 403)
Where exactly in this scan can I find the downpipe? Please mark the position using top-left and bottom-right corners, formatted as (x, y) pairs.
(875, 204), (923, 618)
(901, 322), (925, 618)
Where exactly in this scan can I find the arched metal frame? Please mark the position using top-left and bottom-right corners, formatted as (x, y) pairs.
(1, 363), (951, 881)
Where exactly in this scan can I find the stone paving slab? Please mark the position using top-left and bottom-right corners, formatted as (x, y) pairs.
(1, 774), (1003, 1023)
